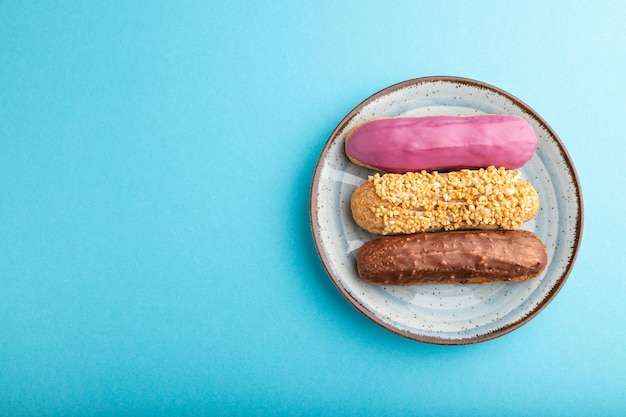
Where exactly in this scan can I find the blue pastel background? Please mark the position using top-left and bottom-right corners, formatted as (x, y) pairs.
(1, 1), (624, 416)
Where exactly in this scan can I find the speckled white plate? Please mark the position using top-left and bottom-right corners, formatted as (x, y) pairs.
(310, 76), (583, 345)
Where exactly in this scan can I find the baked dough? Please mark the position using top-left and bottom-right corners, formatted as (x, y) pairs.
(345, 115), (538, 173)
(351, 166), (539, 235)
(356, 230), (548, 285)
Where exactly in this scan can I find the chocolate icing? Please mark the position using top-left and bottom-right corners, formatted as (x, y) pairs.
(356, 230), (547, 285)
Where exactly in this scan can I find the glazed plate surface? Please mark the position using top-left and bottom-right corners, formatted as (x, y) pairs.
(310, 76), (583, 344)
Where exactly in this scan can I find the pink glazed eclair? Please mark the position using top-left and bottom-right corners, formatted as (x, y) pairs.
(345, 115), (538, 173)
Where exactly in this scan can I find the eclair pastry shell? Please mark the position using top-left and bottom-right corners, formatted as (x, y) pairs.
(351, 167), (539, 235)
(356, 230), (548, 285)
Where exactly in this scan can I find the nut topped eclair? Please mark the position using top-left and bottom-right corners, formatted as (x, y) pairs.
(351, 166), (539, 235)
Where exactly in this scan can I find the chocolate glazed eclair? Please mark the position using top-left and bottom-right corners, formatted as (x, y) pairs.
(356, 230), (547, 285)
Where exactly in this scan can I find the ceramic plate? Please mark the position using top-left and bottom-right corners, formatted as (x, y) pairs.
(310, 76), (583, 345)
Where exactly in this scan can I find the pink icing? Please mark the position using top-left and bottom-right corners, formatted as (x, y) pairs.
(345, 115), (538, 173)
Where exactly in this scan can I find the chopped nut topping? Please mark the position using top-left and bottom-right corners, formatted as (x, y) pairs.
(369, 166), (537, 235)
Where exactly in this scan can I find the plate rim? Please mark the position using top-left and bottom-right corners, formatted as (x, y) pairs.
(309, 75), (584, 345)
